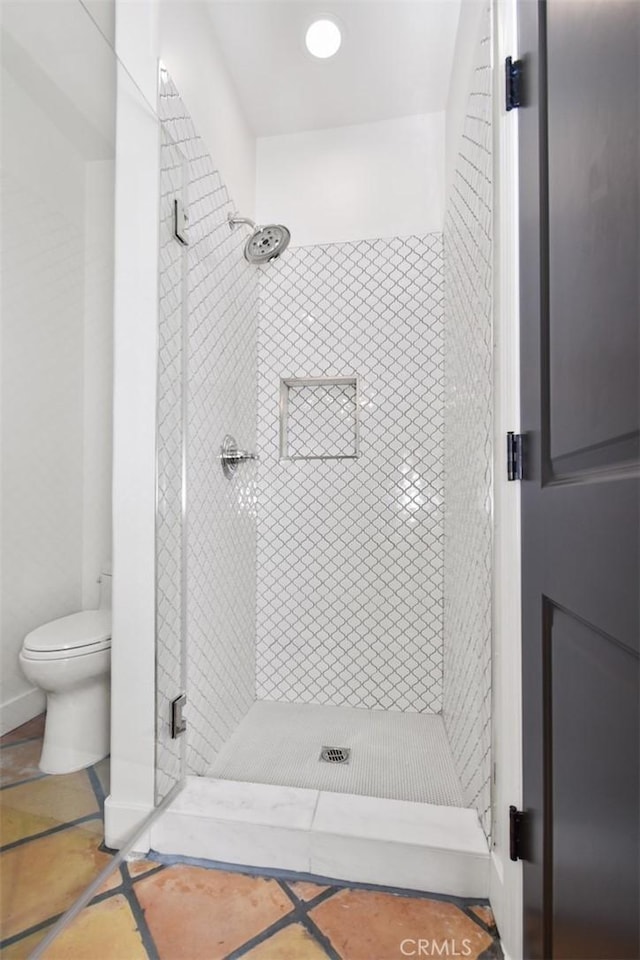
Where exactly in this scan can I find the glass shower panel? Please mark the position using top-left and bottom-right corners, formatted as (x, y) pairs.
(155, 118), (188, 803)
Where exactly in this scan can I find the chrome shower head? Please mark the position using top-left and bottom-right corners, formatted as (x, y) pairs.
(228, 213), (291, 264)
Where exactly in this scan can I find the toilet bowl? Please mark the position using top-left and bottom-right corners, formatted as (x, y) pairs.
(19, 568), (112, 775)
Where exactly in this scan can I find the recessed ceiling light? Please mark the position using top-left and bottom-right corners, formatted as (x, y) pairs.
(305, 19), (342, 59)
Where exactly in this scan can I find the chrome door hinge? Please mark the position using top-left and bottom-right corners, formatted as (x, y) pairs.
(507, 431), (526, 481)
(509, 805), (527, 861)
(505, 56), (524, 111)
(170, 694), (187, 739)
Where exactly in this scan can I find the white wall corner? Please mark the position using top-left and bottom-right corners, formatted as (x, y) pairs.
(445, 0), (488, 202)
(108, 0), (161, 839)
(157, 1), (256, 217)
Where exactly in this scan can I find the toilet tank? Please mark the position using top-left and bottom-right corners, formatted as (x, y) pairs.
(98, 563), (112, 609)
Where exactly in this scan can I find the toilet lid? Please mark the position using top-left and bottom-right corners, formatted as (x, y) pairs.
(24, 610), (111, 654)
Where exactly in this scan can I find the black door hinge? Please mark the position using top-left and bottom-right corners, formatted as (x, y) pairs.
(505, 57), (524, 111)
(507, 432), (526, 481)
(509, 805), (526, 861)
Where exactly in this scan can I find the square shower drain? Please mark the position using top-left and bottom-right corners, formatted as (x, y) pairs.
(319, 746), (351, 764)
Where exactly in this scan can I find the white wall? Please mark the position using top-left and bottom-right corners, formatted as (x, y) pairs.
(157, 1), (256, 217)
(257, 112), (445, 246)
(489, 0), (523, 953)
(83, 160), (115, 610)
(445, 0), (488, 201)
(0, 4), (114, 734)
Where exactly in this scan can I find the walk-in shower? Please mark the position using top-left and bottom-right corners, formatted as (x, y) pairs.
(152, 11), (494, 895)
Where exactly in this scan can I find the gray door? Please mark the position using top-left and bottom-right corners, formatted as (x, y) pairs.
(518, 1), (640, 958)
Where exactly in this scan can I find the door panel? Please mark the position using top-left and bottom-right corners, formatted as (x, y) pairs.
(550, 603), (639, 959)
(518, 1), (640, 957)
(546, 2), (639, 468)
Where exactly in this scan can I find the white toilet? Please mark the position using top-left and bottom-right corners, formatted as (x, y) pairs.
(19, 566), (112, 775)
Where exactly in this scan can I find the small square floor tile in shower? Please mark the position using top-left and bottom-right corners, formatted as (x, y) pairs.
(208, 702), (464, 806)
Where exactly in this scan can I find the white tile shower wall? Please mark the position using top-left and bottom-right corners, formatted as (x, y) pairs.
(157, 73), (259, 781)
(443, 10), (493, 839)
(256, 236), (444, 711)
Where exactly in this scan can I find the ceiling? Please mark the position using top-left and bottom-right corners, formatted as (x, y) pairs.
(206, 1), (461, 137)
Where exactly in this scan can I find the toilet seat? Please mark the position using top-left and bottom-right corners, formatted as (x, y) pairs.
(22, 610), (111, 661)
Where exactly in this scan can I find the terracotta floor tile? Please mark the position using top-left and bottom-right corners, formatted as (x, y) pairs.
(0, 716), (45, 747)
(0, 740), (43, 788)
(286, 881), (331, 903)
(0, 823), (114, 939)
(0, 771), (99, 846)
(134, 865), (294, 960)
(95, 863), (125, 896)
(38, 894), (148, 960)
(470, 905), (496, 930)
(243, 922), (331, 959)
(126, 858), (164, 879)
(0, 925), (53, 959)
(310, 890), (495, 960)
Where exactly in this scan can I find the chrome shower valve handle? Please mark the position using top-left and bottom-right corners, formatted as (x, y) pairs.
(221, 434), (258, 479)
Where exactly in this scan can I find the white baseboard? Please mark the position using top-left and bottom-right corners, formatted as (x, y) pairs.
(0, 688), (46, 736)
(151, 777), (490, 898)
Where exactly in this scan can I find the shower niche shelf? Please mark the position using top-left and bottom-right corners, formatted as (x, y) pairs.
(279, 376), (360, 461)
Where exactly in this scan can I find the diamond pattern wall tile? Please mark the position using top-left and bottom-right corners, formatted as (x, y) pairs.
(157, 73), (258, 781)
(285, 380), (358, 459)
(256, 236), (445, 712)
(443, 10), (493, 840)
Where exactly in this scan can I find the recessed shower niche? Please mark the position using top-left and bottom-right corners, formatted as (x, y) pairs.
(279, 376), (359, 461)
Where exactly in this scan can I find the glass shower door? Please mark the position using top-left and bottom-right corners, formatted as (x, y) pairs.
(155, 110), (189, 803)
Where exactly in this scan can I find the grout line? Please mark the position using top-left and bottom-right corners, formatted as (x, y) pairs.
(1, 865), (165, 956)
(88, 869), (125, 901)
(478, 939), (505, 960)
(0, 813), (102, 853)
(121, 868), (161, 960)
(310, 787), (322, 829)
(299, 911), (343, 960)
(0, 735), (44, 751)
(145, 850), (491, 909)
(0, 912), (65, 950)
(247, 882), (342, 960)
(0, 772), (48, 791)
(300, 887), (340, 910)
(29, 781), (183, 960)
(276, 878), (304, 911)
(223, 906), (301, 960)
(126, 862), (168, 884)
(459, 903), (499, 937)
(279, 879), (339, 913)
(86, 762), (107, 817)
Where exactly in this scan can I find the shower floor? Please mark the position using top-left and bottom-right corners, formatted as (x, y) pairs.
(207, 701), (464, 806)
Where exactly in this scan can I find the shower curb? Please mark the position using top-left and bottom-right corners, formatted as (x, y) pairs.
(149, 776), (490, 898)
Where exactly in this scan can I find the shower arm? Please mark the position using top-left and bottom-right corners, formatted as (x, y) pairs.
(228, 213), (257, 232)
